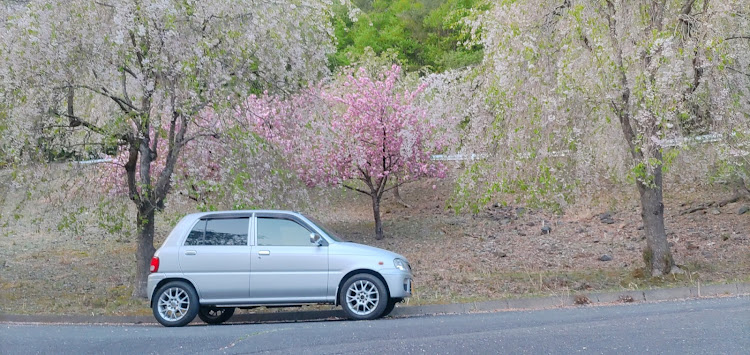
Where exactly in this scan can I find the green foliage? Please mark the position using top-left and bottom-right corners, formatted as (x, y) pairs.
(449, 160), (492, 214)
(56, 206), (90, 236)
(94, 199), (129, 237)
(710, 130), (750, 185)
(451, 158), (575, 214)
(661, 148), (680, 174)
(331, 0), (486, 72)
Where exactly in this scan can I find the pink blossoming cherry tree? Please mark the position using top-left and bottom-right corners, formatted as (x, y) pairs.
(246, 65), (447, 239)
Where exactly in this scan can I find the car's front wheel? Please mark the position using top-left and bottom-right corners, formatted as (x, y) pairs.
(152, 281), (199, 327)
(340, 273), (388, 320)
(198, 306), (235, 325)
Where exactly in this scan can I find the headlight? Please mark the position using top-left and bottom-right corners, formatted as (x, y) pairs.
(393, 258), (409, 271)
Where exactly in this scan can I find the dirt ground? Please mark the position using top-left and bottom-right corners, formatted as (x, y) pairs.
(325, 175), (750, 305)
(0, 165), (748, 316)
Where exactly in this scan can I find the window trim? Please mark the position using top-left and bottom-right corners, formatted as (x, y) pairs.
(183, 216), (251, 247)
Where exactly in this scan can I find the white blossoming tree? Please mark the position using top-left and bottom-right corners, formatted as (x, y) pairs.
(0, 0), (337, 297)
(474, 0), (745, 276)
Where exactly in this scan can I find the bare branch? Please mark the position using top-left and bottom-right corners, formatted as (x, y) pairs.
(75, 84), (139, 113)
(181, 132), (220, 146)
(129, 31), (145, 70)
(49, 108), (108, 137)
(154, 77), (189, 203)
(580, 34), (593, 52)
(122, 66), (138, 79)
(124, 138), (142, 205)
(376, 176), (388, 199)
(688, 50), (704, 95)
(93, 1), (115, 8)
(66, 86), (75, 121)
(356, 165), (375, 191)
(382, 178), (412, 194)
(343, 184), (371, 196)
(681, 0), (698, 16)
(542, 0), (571, 30)
(120, 69), (133, 109)
(727, 66), (750, 77)
(604, 1), (639, 160)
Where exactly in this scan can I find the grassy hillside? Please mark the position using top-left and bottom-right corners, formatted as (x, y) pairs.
(1, 163), (748, 316)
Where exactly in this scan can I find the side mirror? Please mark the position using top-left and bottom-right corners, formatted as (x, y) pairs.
(310, 233), (323, 246)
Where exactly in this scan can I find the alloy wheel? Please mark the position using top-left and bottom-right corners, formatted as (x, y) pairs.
(157, 287), (190, 322)
(345, 279), (380, 316)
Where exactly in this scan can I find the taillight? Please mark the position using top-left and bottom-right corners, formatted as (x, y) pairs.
(150, 256), (160, 273)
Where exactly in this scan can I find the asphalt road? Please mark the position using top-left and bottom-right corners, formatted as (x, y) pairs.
(1, 297), (748, 354)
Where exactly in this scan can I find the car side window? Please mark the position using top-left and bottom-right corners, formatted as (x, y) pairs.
(184, 220), (207, 245)
(184, 218), (249, 246)
(257, 218), (314, 246)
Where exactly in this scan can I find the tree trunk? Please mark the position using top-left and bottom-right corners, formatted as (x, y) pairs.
(371, 193), (384, 240)
(636, 160), (673, 276)
(603, 0), (673, 276)
(133, 205), (156, 298)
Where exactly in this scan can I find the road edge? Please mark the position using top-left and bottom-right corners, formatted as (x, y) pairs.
(1, 281), (748, 325)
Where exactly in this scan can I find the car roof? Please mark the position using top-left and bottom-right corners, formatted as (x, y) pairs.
(184, 210), (304, 220)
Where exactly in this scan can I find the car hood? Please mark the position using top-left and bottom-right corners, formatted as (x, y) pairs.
(330, 241), (406, 260)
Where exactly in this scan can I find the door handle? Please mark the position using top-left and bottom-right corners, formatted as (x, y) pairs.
(258, 250), (270, 256)
(184, 250), (197, 256)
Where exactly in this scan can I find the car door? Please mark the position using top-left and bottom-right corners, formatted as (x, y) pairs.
(249, 214), (328, 303)
(178, 216), (251, 302)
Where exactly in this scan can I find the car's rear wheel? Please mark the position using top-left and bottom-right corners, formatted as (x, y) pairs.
(340, 273), (388, 320)
(198, 306), (235, 325)
(152, 281), (199, 327)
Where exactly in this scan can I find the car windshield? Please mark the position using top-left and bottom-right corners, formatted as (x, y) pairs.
(303, 214), (344, 242)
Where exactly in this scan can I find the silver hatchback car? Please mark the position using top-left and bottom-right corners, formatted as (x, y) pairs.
(147, 210), (413, 327)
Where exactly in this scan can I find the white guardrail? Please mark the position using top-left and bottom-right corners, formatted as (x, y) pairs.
(74, 158), (114, 165)
(431, 132), (738, 161)
(70, 134), (736, 164)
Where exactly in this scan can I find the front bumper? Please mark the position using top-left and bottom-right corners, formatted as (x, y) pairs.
(382, 270), (413, 298)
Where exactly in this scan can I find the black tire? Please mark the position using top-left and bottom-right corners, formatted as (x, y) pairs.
(382, 298), (401, 317)
(339, 273), (388, 320)
(198, 306), (235, 325)
(152, 281), (200, 327)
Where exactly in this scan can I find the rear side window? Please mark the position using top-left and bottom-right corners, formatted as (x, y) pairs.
(184, 218), (249, 246)
(257, 218), (313, 246)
